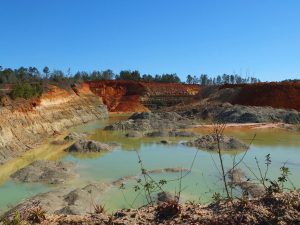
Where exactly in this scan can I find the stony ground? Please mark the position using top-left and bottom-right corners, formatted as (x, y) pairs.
(2, 190), (299, 225)
(185, 134), (248, 151)
(10, 160), (76, 185)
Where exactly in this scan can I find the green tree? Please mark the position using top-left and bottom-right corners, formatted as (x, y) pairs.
(102, 69), (114, 80)
(192, 75), (199, 84)
(186, 75), (193, 84)
(43, 67), (50, 78)
(117, 70), (141, 81)
(200, 74), (208, 85)
(50, 70), (65, 82)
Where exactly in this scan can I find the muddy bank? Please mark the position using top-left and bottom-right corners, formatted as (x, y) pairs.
(11, 160), (76, 185)
(0, 84), (108, 165)
(185, 135), (248, 151)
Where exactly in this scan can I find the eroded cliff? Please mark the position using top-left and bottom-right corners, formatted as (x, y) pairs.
(222, 82), (300, 110)
(87, 80), (201, 112)
(0, 84), (108, 164)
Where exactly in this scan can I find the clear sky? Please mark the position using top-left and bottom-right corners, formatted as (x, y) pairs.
(0, 0), (299, 81)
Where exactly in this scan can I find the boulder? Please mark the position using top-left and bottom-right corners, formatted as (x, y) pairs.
(160, 140), (171, 144)
(64, 132), (88, 141)
(228, 168), (265, 198)
(125, 131), (144, 138)
(157, 192), (176, 202)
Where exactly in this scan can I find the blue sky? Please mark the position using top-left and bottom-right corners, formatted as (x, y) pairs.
(0, 0), (299, 81)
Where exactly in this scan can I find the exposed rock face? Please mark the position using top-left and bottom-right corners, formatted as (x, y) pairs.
(221, 82), (300, 111)
(185, 135), (247, 151)
(0, 84), (108, 164)
(105, 112), (193, 131)
(87, 80), (201, 112)
(11, 160), (76, 185)
(64, 140), (113, 153)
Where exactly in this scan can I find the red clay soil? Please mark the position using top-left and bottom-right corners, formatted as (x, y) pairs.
(86, 80), (201, 112)
(221, 82), (300, 110)
(0, 84), (94, 113)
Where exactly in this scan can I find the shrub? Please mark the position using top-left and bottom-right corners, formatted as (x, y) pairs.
(10, 83), (43, 100)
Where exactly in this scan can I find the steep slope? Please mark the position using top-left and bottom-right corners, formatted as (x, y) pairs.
(0, 84), (108, 164)
(87, 80), (201, 112)
(220, 82), (300, 110)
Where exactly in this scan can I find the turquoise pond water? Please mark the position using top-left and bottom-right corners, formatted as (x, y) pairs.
(0, 116), (300, 213)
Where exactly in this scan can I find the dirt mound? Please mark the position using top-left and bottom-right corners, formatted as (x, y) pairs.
(185, 134), (248, 151)
(105, 112), (193, 131)
(11, 160), (76, 185)
(65, 140), (113, 153)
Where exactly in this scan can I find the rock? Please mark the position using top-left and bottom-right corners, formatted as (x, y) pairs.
(157, 192), (175, 202)
(112, 175), (135, 186)
(147, 168), (189, 174)
(185, 135), (247, 151)
(146, 131), (169, 137)
(65, 139), (113, 153)
(145, 130), (196, 138)
(160, 140), (171, 144)
(182, 103), (300, 124)
(228, 168), (265, 198)
(125, 131), (144, 138)
(3, 182), (110, 217)
(11, 160), (76, 185)
(168, 130), (196, 137)
(64, 132), (88, 141)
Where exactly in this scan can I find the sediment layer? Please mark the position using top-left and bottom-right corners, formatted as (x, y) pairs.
(87, 80), (201, 112)
(0, 84), (108, 164)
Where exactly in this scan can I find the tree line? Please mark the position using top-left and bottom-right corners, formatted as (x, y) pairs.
(186, 74), (260, 85)
(0, 66), (261, 99)
(0, 66), (261, 85)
